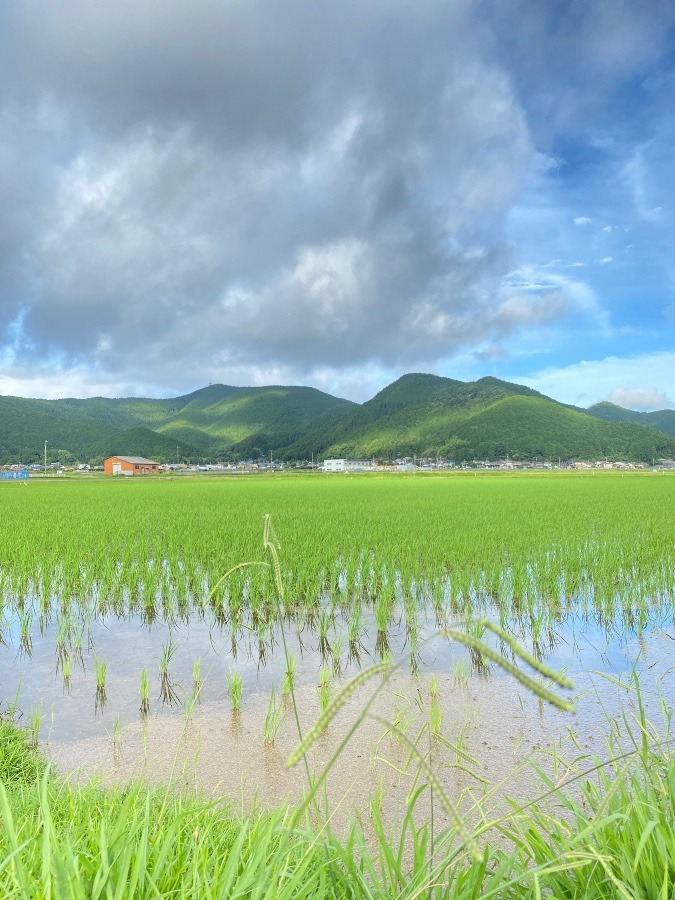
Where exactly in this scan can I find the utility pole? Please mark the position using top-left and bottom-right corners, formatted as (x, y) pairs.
(177, 445), (179, 465)
(44, 440), (48, 476)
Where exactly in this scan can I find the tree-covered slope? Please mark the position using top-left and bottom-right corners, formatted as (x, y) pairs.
(0, 384), (355, 464)
(587, 401), (675, 438)
(2, 375), (674, 465)
(316, 380), (675, 462)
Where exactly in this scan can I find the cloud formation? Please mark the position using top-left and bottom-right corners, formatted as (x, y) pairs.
(521, 351), (675, 410)
(608, 387), (674, 411)
(0, 0), (673, 400)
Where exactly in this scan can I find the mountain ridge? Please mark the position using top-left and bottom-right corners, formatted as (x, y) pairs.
(1, 377), (674, 465)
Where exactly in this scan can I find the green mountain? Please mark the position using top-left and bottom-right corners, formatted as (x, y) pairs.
(286, 374), (675, 463)
(587, 401), (675, 438)
(0, 385), (355, 465)
(1, 375), (674, 465)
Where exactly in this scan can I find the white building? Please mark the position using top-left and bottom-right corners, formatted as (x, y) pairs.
(322, 459), (372, 472)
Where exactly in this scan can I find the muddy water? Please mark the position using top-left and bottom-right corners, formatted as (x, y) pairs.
(3, 610), (675, 829)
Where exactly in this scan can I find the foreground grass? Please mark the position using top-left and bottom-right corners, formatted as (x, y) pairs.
(1, 710), (673, 899)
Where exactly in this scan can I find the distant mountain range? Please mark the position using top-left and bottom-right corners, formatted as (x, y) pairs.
(1, 374), (674, 465)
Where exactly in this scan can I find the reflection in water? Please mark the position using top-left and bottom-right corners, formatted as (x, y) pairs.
(1, 600), (673, 825)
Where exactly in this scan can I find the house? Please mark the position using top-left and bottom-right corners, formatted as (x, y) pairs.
(322, 459), (372, 472)
(104, 456), (160, 476)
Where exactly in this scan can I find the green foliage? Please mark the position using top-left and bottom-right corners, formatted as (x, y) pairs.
(0, 718), (46, 783)
(3, 374), (675, 465)
(588, 400), (675, 438)
(0, 383), (355, 464)
(314, 378), (675, 462)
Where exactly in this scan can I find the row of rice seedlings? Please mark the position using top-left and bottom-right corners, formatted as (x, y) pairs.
(1, 477), (674, 694)
(5, 485), (675, 612)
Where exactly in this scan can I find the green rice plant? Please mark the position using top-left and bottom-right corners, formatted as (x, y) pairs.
(452, 658), (471, 684)
(192, 657), (203, 700)
(55, 617), (69, 668)
(263, 685), (284, 746)
(158, 637), (179, 705)
(139, 668), (150, 716)
(331, 635), (344, 675)
(429, 697), (442, 739)
(226, 670), (243, 713)
(317, 609), (332, 660)
(61, 655), (72, 696)
(112, 715), (122, 753)
(347, 606), (363, 664)
(281, 652), (296, 698)
(28, 702), (42, 750)
(317, 667), (332, 713)
(18, 609), (33, 658)
(388, 692), (414, 746)
(183, 695), (197, 727)
(94, 657), (107, 712)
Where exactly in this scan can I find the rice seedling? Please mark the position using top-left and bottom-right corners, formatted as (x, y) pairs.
(317, 608), (332, 660)
(192, 657), (203, 700)
(429, 696), (442, 739)
(281, 652), (296, 698)
(183, 695), (197, 727)
(347, 606), (364, 665)
(158, 637), (179, 705)
(331, 634), (344, 675)
(139, 668), (150, 716)
(317, 667), (332, 713)
(17, 609), (33, 658)
(94, 657), (107, 712)
(112, 715), (122, 754)
(61, 655), (72, 695)
(388, 692), (414, 746)
(452, 658), (471, 685)
(226, 670), (243, 713)
(263, 685), (284, 746)
(28, 702), (42, 750)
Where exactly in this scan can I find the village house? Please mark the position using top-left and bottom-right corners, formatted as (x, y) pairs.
(103, 455), (160, 476)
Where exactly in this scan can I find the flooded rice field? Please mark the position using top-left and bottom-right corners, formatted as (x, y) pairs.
(1, 474), (674, 830)
(4, 602), (674, 829)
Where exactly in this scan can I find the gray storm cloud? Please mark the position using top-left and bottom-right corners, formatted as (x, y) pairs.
(0, 0), (672, 392)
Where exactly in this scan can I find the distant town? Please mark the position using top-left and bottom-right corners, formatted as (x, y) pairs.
(2, 454), (674, 479)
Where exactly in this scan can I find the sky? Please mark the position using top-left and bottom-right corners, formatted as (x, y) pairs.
(0, 0), (674, 409)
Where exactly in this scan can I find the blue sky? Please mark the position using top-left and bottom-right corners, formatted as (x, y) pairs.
(0, 0), (673, 408)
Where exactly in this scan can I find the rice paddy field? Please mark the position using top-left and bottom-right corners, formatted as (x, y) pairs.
(1, 470), (674, 897)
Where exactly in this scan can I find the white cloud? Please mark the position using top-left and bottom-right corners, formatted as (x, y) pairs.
(520, 351), (675, 408)
(573, 216), (592, 226)
(607, 387), (674, 410)
(0, 363), (168, 400)
(599, 256), (613, 264)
